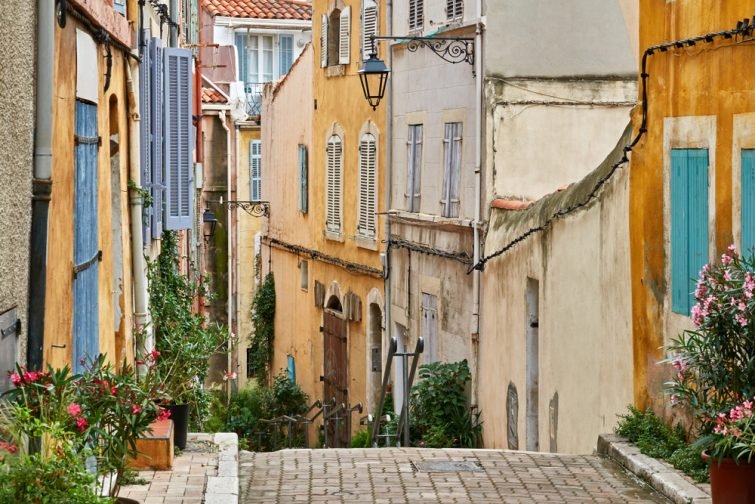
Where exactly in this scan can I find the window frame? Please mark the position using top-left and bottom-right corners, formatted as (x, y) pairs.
(406, 124), (423, 212)
(298, 144), (308, 213)
(441, 122), (462, 218)
(250, 139), (262, 202)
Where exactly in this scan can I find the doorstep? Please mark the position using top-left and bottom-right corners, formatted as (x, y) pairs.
(597, 433), (712, 504)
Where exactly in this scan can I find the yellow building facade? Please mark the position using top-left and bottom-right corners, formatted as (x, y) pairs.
(630, 2), (755, 411)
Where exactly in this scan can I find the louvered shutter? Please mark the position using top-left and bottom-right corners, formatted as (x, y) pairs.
(409, 0), (423, 30)
(250, 140), (262, 201)
(446, 0), (462, 19)
(406, 125), (422, 212)
(326, 136), (342, 232)
(441, 122), (461, 217)
(671, 149), (709, 315)
(139, 30), (152, 244)
(742, 150), (755, 254)
(164, 47), (194, 230)
(358, 134), (377, 238)
(339, 7), (351, 65)
(321, 14), (328, 68)
(362, 0), (378, 60)
(150, 38), (164, 239)
(299, 144), (308, 213)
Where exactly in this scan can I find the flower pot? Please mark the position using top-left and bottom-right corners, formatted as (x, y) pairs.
(167, 403), (190, 450)
(116, 498), (141, 504)
(703, 451), (755, 503)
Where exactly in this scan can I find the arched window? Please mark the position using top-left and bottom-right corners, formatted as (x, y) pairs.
(357, 133), (377, 239)
(326, 135), (343, 233)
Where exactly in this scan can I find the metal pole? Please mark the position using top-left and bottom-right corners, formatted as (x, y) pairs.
(402, 353), (409, 447)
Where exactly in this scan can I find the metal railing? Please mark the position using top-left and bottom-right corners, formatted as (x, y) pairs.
(244, 82), (265, 117)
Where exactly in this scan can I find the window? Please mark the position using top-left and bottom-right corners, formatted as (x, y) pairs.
(441, 122), (462, 218)
(322, 7), (351, 67)
(326, 135), (343, 233)
(362, 0), (378, 60)
(164, 47), (194, 230)
(279, 35), (294, 75)
(236, 33), (274, 116)
(743, 150), (755, 254)
(300, 260), (309, 290)
(114, 0), (126, 15)
(446, 0), (463, 20)
(149, 38), (164, 240)
(421, 293), (438, 364)
(409, 0), (423, 31)
(250, 140), (261, 201)
(299, 144), (308, 213)
(358, 133), (377, 239)
(671, 148), (709, 315)
(406, 124), (422, 212)
(287, 355), (296, 383)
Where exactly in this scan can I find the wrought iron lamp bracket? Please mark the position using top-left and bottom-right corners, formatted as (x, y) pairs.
(225, 201), (269, 217)
(371, 35), (475, 69)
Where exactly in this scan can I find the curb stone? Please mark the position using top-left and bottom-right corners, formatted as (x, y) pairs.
(598, 433), (712, 504)
(194, 432), (238, 504)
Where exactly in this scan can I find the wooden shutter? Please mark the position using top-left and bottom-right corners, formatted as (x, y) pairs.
(743, 150), (755, 254)
(362, 0), (378, 60)
(164, 47), (193, 230)
(299, 144), (308, 213)
(250, 140), (262, 201)
(671, 149), (709, 315)
(421, 293), (438, 364)
(339, 7), (351, 65)
(441, 122), (462, 217)
(358, 133), (377, 238)
(406, 125), (422, 212)
(446, 0), (462, 19)
(321, 14), (328, 68)
(326, 135), (342, 232)
(73, 100), (100, 372)
(139, 30), (152, 244)
(150, 38), (164, 239)
(409, 0), (423, 30)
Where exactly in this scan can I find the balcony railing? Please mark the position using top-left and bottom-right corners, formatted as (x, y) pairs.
(245, 82), (265, 117)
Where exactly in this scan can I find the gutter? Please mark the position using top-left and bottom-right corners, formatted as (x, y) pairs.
(383, 0), (393, 396)
(471, 6), (483, 406)
(219, 111), (233, 396)
(213, 16), (311, 30)
(27, 0), (55, 370)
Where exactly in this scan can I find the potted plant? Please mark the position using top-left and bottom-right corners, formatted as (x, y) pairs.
(666, 245), (755, 503)
(146, 231), (229, 449)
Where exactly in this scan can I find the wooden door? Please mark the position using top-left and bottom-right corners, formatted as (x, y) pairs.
(323, 310), (348, 447)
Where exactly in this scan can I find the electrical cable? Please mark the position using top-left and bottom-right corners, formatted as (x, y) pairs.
(387, 238), (473, 266)
(264, 237), (384, 278)
(470, 19), (754, 273)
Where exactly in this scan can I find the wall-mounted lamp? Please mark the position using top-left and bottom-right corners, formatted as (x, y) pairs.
(203, 208), (218, 240)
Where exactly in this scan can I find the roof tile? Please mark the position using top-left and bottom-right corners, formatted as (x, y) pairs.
(202, 0), (311, 20)
(202, 87), (228, 104)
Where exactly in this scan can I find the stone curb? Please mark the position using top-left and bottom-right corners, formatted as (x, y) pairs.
(188, 432), (239, 504)
(597, 433), (712, 504)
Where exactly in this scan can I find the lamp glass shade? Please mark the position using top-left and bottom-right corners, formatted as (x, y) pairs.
(358, 54), (390, 110)
(203, 208), (218, 238)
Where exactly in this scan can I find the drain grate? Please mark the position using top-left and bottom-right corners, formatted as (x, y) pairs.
(413, 460), (483, 472)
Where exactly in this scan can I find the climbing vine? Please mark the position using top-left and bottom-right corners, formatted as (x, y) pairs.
(250, 272), (276, 384)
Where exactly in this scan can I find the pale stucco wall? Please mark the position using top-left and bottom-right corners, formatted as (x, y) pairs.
(478, 127), (634, 454)
(0, 2), (34, 370)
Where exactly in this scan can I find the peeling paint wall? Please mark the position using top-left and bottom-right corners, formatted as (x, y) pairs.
(0, 3), (35, 374)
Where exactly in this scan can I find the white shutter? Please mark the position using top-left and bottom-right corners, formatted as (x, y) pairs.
(164, 47), (193, 230)
(409, 0), (423, 30)
(446, 0), (463, 19)
(450, 123), (462, 217)
(326, 136), (342, 232)
(321, 14), (328, 68)
(362, 0), (378, 60)
(250, 140), (261, 201)
(358, 134), (377, 238)
(339, 6), (351, 65)
(406, 125), (422, 212)
(421, 293), (438, 363)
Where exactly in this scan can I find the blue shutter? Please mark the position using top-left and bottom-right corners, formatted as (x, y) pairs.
(150, 38), (165, 239)
(236, 33), (247, 83)
(287, 355), (296, 383)
(164, 48), (194, 230)
(279, 35), (293, 76)
(250, 140), (261, 201)
(299, 144), (308, 213)
(671, 149), (709, 315)
(742, 150), (755, 255)
(140, 30), (152, 244)
(73, 100), (99, 372)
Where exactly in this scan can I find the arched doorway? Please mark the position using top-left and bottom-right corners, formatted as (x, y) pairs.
(323, 295), (348, 447)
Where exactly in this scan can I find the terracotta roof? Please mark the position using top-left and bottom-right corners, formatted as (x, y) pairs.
(202, 87), (227, 104)
(491, 199), (532, 210)
(202, 0), (312, 20)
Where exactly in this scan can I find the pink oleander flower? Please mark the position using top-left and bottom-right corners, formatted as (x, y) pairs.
(67, 403), (82, 417)
(722, 254), (733, 266)
(9, 373), (21, 387)
(223, 371), (238, 382)
(724, 270), (733, 282)
(157, 408), (171, 421)
(0, 441), (18, 454)
(730, 407), (745, 421)
(736, 313), (749, 327)
(132, 405), (142, 415)
(75, 417), (88, 432)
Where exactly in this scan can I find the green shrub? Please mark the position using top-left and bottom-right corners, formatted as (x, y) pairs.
(250, 273), (276, 384)
(350, 428), (371, 448)
(616, 406), (708, 482)
(409, 360), (482, 448)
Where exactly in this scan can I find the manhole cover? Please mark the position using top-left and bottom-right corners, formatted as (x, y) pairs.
(414, 460), (483, 472)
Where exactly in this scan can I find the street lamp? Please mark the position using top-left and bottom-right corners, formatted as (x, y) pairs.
(202, 207), (218, 240)
(358, 35), (475, 109)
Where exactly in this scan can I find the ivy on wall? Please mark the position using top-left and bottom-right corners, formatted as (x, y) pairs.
(250, 272), (276, 384)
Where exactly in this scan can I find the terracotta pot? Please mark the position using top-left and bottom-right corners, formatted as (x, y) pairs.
(702, 451), (755, 503)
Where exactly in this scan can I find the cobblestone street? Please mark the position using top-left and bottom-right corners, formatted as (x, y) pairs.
(239, 448), (670, 503)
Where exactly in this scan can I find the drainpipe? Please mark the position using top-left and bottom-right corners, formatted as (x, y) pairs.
(471, 6), (483, 407)
(27, 0), (55, 370)
(383, 0), (393, 401)
(126, 55), (152, 360)
(219, 111), (232, 396)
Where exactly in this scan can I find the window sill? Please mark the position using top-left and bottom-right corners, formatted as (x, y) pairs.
(388, 209), (474, 228)
(355, 236), (378, 251)
(324, 230), (344, 242)
(325, 65), (346, 78)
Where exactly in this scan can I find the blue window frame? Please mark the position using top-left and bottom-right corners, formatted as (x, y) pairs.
(671, 148), (709, 315)
(742, 149), (755, 255)
(279, 35), (294, 75)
